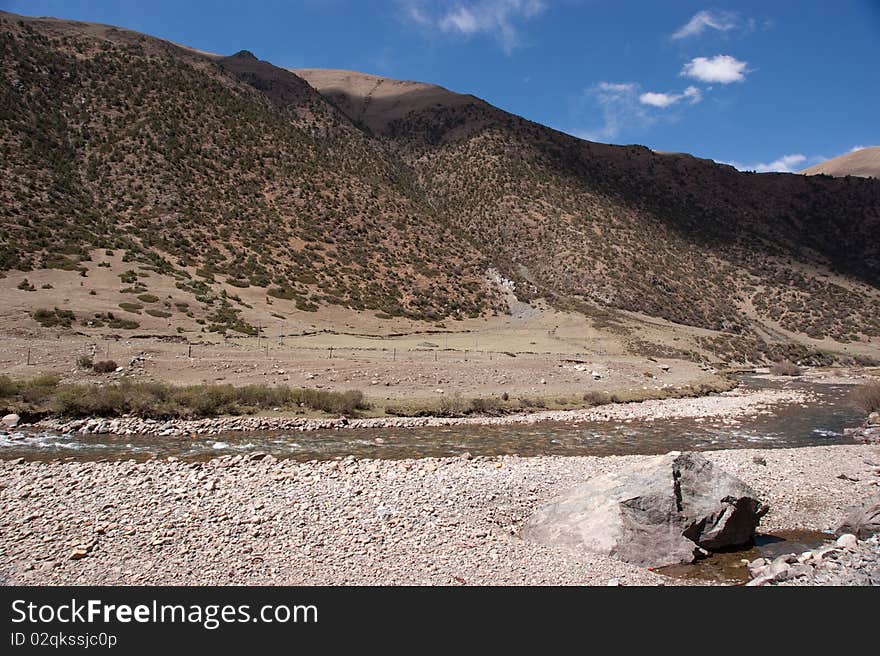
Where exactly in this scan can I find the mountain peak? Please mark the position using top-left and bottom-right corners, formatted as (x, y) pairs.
(294, 68), (483, 134)
(231, 49), (258, 60)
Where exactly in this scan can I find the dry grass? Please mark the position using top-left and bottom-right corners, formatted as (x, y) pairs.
(769, 360), (802, 376)
(848, 381), (880, 414)
(0, 376), (370, 420)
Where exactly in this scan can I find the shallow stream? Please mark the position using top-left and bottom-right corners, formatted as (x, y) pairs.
(0, 377), (861, 463)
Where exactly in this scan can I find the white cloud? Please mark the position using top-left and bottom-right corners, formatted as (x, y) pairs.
(681, 55), (748, 83)
(576, 81), (646, 141)
(573, 81), (701, 142)
(726, 145), (879, 173)
(639, 85), (702, 108)
(399, 0), (547, 53)
(726, 154), (808, 173)
(672, 9), (742, 39)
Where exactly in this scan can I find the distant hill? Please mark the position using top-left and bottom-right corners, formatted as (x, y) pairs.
(801, 147), (880, 179)
(2, 11), (880, 363)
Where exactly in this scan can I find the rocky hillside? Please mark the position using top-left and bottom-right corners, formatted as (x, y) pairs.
(0, 13), (501, 323)
(2, 12), (880, 363)
(801, 146), (880, 179)
(298, 69), (880, 358)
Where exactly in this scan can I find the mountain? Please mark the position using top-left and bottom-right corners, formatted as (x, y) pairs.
(801, 147), (880, 179)
(0, 12), (500, 324)
(2, 12), (880, 363)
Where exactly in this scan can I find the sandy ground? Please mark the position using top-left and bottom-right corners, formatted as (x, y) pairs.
(1, 444), (877, 586)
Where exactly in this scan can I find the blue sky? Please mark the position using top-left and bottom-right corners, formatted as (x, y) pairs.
(3, 0), (878, 171)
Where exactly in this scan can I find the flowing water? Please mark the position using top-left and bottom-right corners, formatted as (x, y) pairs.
(0, 376), (862, 463)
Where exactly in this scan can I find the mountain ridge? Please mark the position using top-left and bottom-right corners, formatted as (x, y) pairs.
(1, 11), (879, 364)
(801, 146), (880, 179)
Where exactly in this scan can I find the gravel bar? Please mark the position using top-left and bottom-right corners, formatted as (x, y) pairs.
(2, 443), (878, 586)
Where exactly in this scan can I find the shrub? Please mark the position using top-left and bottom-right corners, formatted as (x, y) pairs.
(108, 318), (140, 329)
(77, 355), (94, 369)
(468, 397), (502, 415)
(92, 360), (119, 373)
(137, 294), (159, 303)
(770, 360), (802, 376)
(33, 308), (75, 328)
(848, 381), (880, 414)
(583, 391), (611, 406)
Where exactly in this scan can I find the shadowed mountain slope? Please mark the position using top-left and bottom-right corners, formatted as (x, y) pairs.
(2, 12), (879, 363)
(298, 68), (880, 352)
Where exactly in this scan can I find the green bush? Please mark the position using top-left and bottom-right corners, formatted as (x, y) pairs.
(33, 308), (75, 328)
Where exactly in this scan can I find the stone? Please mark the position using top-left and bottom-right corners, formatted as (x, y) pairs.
(2, 413), (20, 428)
(835, 533), (859, 550)
(69, 548), (89, 560)
(767, 554), (794, 578)
(521, 451), (768, 567)
(836, 493), (880, 539)
(867, 412), (880, 426)
(748, 557), (768, 576)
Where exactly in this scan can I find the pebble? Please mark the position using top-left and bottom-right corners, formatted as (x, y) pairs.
(32, 389), (812, 437)
(1, 444), (877, 586)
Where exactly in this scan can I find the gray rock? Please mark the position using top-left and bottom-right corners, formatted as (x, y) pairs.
(836, 533), (859, 550)
(748, 557), (769, 576)
(521, 451), (768, 567)
(2, 413), (20, 428)
(836, 493), (880, 539)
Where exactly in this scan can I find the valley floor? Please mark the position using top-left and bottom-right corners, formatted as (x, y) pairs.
(0, 331), (726, 417)
(2, 444), (878, 586)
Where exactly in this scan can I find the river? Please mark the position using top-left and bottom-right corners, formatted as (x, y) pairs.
(0, 376), (862, 463)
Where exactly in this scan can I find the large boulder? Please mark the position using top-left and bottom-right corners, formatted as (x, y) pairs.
(1, 413), (20, 428)
(836, 493), (880, 539)
(521, 451), (769, 567)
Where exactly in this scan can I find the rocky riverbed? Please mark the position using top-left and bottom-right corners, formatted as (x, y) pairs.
(747, 533), (880, 586)
(28, 387), (810, 437)
(844, 412), (880, 444)
(1, 444), (877, 586)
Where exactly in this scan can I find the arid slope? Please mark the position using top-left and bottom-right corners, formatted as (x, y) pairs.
(801, 146), (880, 179)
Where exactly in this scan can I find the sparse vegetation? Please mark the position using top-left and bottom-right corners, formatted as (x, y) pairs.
(92, 360), (118, 374)
(848, 381), (880, 415)
(0, 16), (878, 358)
(0, 377), (370, 420)
(32, 308), (75, 328)
(770, 360), (802, 376)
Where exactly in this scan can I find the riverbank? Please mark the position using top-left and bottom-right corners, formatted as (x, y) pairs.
(28, 384), (805, 436)
(2, 444), (877, 586)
